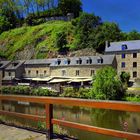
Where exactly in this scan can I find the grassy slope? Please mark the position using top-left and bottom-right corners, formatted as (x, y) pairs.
(0, 21), (75, 60)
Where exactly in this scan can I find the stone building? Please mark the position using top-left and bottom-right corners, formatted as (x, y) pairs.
(2, 60), (25, 85)
(24, 59), (53, 78)
(50, 55), (116, 78)
(105, 40), (140, 80)
(0, 61), (11, 85)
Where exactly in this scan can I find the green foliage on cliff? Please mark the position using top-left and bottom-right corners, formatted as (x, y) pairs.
(0, 21), (75, 59)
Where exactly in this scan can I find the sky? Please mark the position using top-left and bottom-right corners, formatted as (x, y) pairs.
(82, 0), (140, 32)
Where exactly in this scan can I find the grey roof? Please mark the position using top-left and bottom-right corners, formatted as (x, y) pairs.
(50, 55), (115, 67)
(5, 60), (25, 70)
(24, 59), (53, 65)
(0, 61), (11, 69)
(105, 40), (140, 53)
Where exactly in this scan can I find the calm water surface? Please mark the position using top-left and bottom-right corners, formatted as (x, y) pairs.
(0, 100), (140, 140)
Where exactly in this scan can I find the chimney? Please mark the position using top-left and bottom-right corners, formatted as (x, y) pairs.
(105, 41), (110, 48)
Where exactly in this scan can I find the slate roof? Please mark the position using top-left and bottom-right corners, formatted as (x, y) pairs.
(0, 61), (11, 69)
(105, 40), (140, 53)
(24, 59), (53, 65)
(5, 60), (25, 70)
(50, 55), (115, 67)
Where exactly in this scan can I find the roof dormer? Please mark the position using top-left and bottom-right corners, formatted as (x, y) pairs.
(86, 57), (92, 64)
(97, 56), (103, 64)
(121, 44), (127, 50)
(76, 58), (82, 64)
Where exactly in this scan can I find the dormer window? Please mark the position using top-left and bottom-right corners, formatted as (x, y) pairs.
(122, 44), (127, 50)
(64, 59), (71, 65)
(55, 59), (61, 65)
(97, 57), (103, 64)
(86, 57), (92, 64)
(12, 63), (18, 67)
(0, 63), (3, 67)
(76, 58), (82, 64)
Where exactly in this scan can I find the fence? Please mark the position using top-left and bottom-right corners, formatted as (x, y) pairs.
(0, 95), (140, 140)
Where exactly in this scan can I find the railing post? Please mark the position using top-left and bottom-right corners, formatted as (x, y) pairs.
(45, 104), (53, 140)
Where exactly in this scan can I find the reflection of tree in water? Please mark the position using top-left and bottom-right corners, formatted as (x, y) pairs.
(90, 109), (130, 131)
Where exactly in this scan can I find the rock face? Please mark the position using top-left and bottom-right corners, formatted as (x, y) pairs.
(15, 47), (99, 60)
(15, 45), (35, 60)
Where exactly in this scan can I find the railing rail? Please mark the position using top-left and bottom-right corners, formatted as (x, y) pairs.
(0, 95), (140, 140)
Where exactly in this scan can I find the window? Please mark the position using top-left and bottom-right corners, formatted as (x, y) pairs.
(28, 70), (31, 75)
(8, 72), (11, 76)
(97, 57), (103, 64)
(76, 70), (80, 76)
(62, 70), (66, 76)
(64, 59), (70, 65)
(133, 53), (137, 58)
(133, 62), (137, 68)
(121, 62), (125, 68)
(86, 57), (92, 64)
(122, 54), (125, 59)
(121, 44), (127, 50)
(44, 70), (46, 75)
(133, 71), (137, 78)
(36, 70), (38, 75)
(76, 58), (82, 64)
(91, 70), (95, 76)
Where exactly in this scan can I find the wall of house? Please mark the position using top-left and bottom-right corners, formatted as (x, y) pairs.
(0, 71), (2, 85)
(115, 52), (140, 80)
(4, 71), (15, 78)
(50, 65), (112, 77)
(24, 67), (50, 78)
(15, 64), (25, 78)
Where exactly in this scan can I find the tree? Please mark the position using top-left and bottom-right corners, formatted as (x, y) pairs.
(120, 72), (130, 85)
(58, 0), (82, 17)
(0, 15), (11, 34)
(91, 22), (122, 52)
(90, 66), (125, 100)
(55, 31), (68, 54)
(126, 30), (140, 40)
(73, 12), (102, 49)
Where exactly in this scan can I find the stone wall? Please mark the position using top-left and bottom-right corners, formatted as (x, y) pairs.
(24, 67), (50, 78)
(116, 52), (140, 80)
(50, 65), (112, 77)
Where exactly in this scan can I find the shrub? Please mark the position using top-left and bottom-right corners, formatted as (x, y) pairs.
(61, 87), (90, 99)
(120, 72), (130, 85)
(90, 67), (125, 100)
(1, 86), (56, 97)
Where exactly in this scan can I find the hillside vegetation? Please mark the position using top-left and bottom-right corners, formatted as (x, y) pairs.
(0, 21), (76, 60)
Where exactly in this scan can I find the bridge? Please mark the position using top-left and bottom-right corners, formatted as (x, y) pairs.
(0, 95), (140, 140)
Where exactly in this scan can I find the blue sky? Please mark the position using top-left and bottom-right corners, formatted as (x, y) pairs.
(82, 0), (140, 32)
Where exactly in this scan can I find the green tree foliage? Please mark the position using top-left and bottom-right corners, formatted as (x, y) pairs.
(90, 66), (125, 100)
(120, 71), (130, 85)
(73, 13), (102, 49)
(58, 0), (82, 17)
(55, 31), (68, 54)
(0, 15), (11, 34)
(91, 22), (122, 52)
(123, 30), (140, 40)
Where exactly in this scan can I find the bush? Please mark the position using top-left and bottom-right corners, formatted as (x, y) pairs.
(0, 86), (56, 97)
(61, 87), (90, 99)
(120, 72), (130, 85)
(90, 67), (125, 100)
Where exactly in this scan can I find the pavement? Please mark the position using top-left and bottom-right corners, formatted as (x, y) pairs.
(0, 124), (46, 140)
(0, 124), (76, 140)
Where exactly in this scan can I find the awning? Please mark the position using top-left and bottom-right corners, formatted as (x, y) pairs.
(69, 78), (92, 83)
(32, 77), (52, 82)
(49, 78), (70, 83)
